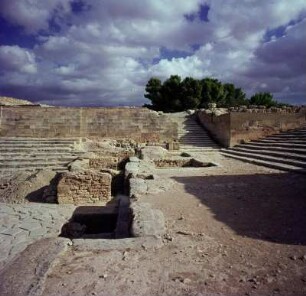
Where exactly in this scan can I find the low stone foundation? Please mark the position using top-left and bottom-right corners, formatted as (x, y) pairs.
(57, 170), (112, 205)
(154, 158), (215, 168)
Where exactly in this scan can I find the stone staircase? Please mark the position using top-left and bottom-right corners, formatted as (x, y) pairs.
(171, 113), (219, 152)
(0, 137), (84, 173)
(221, 127), (306, 173)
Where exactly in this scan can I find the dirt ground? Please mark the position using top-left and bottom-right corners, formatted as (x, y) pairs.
(41, 154), (306, 296)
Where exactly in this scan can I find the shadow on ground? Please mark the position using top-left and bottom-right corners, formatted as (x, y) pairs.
(172, 172), (306, 245)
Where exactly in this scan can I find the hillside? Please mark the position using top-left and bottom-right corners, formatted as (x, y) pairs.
(0, 96), (34, 106)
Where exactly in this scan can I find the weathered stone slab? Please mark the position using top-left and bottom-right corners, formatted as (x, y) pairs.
(131, 202), (166, 237)
(0, 237), (70, 296)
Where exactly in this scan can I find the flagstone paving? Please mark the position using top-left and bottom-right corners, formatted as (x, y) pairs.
(0, 203), (75, 270)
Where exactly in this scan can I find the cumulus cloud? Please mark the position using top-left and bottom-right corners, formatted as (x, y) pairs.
(0, 0), (305, 106)
(0, 0), (73, 33)
(0, 45), (37, 74)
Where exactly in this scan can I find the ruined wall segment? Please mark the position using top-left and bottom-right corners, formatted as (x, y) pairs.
(0, 107), (178, 143)
(57, 170), (112, 205)
(229, 112), (306, 147)
(198, 108), (306, 147)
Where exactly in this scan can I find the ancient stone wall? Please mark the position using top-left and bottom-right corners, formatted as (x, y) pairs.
(197, 111), (231, 147)
(198, 109), (306, 147)
(229, 112), (306, 147)
(0, 106), (177, 143)
(57, 170), (112, 205)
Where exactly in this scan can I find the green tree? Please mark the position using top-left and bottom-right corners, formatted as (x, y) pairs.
(144, 77), (162, 110)
(200, 78), (225, 107)
(249, 92), (277, 107)
(222, 83), (248, 107)
(180, 77), (202, 110)
(160, 75), (183, 112)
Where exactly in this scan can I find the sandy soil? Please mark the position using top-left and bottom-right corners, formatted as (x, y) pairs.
(42, 154), (306, 296)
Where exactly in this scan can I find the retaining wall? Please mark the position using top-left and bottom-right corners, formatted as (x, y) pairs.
(0, 106), (177, 143)
(198, 109), (306, 147)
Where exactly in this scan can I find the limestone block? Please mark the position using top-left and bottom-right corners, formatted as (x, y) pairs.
(140, 146), (168, 161)
(131, 202), (166, 237)
(69, 159), (90, 172)
(129, 178), (148, 199)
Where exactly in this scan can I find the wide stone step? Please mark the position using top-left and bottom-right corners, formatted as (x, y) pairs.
(259, 139), (306, 145)
(0, 147), (73, 153)
(0, 161), (71, 168)
(269, 130), (306, 136)
(0, 156), (78, 162)
(265, 134), (306, 141)
(0, 166), (68, 172)
(231, 147), (306, 162)
(235, 144), (306, 155)
(0, 137), (79, 141)
(0, 144), (75, 149)
(244, 141), (306, 149)
(0, 139), (77, 144)
(221, 152), (306, 174)
(222, 149), (306, 168)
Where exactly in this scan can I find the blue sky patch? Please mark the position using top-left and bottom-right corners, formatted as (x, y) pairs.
(263, 18), (304, 42)
(185, 4), (210, 22)
(0, 17), (36, 48)
(71, 0), (91, 14)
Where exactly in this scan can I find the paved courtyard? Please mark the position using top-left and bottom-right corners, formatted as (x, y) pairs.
(0, 203), (75, 269)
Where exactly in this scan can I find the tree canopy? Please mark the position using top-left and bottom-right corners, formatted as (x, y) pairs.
(144, 75), (282, 112)
(249, 92), (278, 108)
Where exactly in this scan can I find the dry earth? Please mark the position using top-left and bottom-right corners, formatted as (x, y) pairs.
(40, 153), (306, 296)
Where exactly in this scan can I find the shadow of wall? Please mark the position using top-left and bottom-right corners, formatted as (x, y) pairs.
(172, 172), (306, 245)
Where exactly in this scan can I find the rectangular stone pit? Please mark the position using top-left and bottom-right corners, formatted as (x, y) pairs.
(57, 170), (112, 205)
(60, 206), (120, 239)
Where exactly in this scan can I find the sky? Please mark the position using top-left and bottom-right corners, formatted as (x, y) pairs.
(0, 0), (305, 107)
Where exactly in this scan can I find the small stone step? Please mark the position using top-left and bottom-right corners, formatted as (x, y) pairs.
(173, 114), (219, 151)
